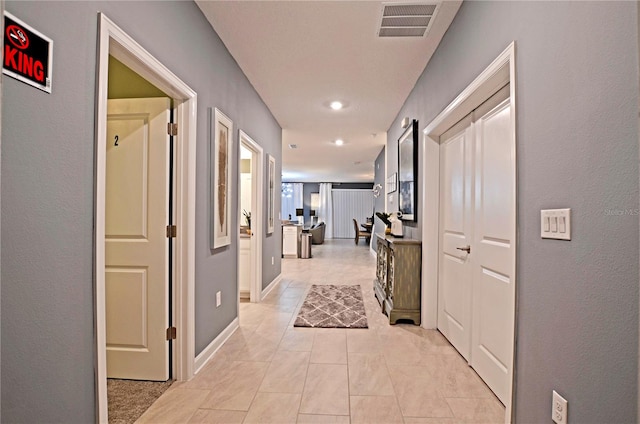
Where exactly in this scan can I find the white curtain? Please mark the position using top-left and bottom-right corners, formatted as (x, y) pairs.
(331, 189), (374, 238)
(281, 183), (303, 221)
(318, 183), (333, 239)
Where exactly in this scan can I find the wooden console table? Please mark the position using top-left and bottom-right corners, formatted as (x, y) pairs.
(373, 234), (422, 325)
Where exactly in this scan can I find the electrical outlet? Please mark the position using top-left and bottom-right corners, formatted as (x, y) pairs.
(552, 390), (568, 424)
(271, 256), (274, 265)
(216, 291), (221, 307)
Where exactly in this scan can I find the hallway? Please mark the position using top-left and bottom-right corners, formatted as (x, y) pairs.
(136, 239), (504, 423)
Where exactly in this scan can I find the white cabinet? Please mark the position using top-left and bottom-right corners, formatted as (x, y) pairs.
(282, 225), (301, 258)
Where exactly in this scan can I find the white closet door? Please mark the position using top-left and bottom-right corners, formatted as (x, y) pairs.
(470, 95), (514, 404)
(438, 117), (474, 360)
(437, 84), (514, 404)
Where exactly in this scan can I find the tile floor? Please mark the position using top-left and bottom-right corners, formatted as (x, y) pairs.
(137, 239), (505, 423)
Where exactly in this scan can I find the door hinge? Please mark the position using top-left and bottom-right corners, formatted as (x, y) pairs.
(166, 225), (177, 238)
(166, 326), (177, 340)
(167, 123), (178, 136)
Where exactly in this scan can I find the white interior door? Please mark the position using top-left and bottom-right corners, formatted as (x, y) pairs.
(438, 117), (474, 360)
(470, 94), (514, 404)
(105, 97), (171, 381)
(438, 85), (513, 404)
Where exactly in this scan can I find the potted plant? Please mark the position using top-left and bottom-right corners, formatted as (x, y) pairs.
(375, 211), (392, 235)
(243, 209), (251, 229)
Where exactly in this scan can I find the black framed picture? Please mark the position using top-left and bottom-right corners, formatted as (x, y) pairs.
(398, 119), (418, 222)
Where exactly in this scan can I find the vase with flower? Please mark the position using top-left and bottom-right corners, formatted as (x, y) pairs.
(375, 211), (392, 235)
(243, 209), (251, 233)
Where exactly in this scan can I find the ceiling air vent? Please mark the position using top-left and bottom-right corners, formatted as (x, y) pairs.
(378, 3), (439, 38)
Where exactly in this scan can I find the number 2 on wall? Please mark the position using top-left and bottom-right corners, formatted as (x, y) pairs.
(114, 135), (119, 147)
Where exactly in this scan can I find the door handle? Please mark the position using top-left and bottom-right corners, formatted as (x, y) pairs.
(456, 245), (471, 254)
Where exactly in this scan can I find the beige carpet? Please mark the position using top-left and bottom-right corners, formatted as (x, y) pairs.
(107, 379), (173, 423)
(294, 284), (368, 328)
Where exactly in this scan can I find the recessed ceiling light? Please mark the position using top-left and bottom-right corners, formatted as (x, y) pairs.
(323, 100), (350, 110)
(335, 139), (344, 146)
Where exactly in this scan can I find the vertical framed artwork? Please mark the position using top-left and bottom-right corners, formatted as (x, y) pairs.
(211, 108), (233, 248)
(267, 154), (275, 234)
(387, 172), (397, 194)
(398, 119), (418, 222)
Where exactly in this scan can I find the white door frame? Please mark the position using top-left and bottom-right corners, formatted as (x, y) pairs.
(421, 42), (517, 422)
(94, 13), (197, 423)
(238, 130), (264, 304)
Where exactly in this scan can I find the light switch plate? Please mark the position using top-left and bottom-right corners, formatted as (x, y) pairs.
(541, 208), (571, 240)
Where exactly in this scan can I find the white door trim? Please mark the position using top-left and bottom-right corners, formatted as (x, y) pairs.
(421, 42), (516, 422)
(238, 130), (264, 304)
(95, 13), (197, 423)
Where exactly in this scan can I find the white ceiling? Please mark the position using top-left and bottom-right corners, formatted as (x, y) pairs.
(196, 0), (462, 182)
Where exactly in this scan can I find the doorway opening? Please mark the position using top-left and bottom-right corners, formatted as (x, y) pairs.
(238, 130), (264, 304)
(95, 13), (197, 423)
(421, 43), (517, 422)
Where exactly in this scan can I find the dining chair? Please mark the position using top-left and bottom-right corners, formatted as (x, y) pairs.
(353, 218), (371, 245)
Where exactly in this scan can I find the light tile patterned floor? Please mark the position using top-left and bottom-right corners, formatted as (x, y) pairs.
(137, 239), (504, 423)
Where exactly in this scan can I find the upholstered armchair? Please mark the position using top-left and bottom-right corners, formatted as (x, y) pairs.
(309, 221), (325, 244)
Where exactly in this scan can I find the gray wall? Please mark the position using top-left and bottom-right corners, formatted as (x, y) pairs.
(388, 1), (639, 422)
(1, 1), (281, 422)
(302, 182), (319, 223)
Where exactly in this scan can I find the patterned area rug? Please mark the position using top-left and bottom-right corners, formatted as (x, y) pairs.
(294, 284), (368, 328)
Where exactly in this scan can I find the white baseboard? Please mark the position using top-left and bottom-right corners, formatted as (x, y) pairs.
(193, 317), (239, 374)
(261, 273), (282, 300)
